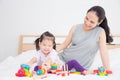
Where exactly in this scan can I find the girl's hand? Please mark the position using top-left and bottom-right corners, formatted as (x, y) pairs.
(42, 63), (51, 70)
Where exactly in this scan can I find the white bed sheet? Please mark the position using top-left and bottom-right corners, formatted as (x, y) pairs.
(0, 48), (120, 80)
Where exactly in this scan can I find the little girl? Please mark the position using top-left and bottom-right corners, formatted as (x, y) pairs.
(27, 31), (86, 74)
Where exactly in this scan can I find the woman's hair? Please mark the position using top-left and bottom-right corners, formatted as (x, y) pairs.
(34, 31), (56, 51)
(87, 6), (113, 43)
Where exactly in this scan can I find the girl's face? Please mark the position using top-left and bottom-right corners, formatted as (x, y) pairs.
(83, 11), (100, 31)
(39, 39), (54, 56)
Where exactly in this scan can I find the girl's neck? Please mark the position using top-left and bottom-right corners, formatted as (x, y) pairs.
(39, 50), (49, 57)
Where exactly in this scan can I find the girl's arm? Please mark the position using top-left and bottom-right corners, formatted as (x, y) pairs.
(99, 30), (110, 70)
(27, 57), (37, 66)
(43, 58), (52, 65)
(56, 25), (76, 52)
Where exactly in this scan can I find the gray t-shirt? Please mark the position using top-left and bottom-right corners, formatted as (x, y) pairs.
(58, 24), (103, 70)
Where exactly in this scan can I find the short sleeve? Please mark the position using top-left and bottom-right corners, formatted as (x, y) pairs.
(49, 50), (64, 65)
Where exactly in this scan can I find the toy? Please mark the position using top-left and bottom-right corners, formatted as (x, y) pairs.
(49, 63), (58, 74)
(49, 64), (70, 76)
(49, 63), (86, 76)
(51, 63), (57, 70)
(34, 65), (46, 75)
(33, 65), (47, 79)
(93, 66), (112, 76)
(15, 64), (32, 77)
(70, 71), (81, 75)
(34, 66), (42, 72)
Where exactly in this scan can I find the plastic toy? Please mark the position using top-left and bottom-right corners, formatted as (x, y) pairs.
(49, 63), (86, 76)
(33, 65), (47, 79)
(93, 66), (112, 76)
(49, 63), (58, 74)
(34, 66), (42, 72)
(15, 64), (32, 77)
(56, 64), (69, 76)
(49, 64), (70, 76)
(51, 63), (57, 70)
(34, 65), (46, 75)
(70, 71), (81, 75)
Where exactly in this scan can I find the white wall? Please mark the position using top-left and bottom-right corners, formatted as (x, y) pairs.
(0, 0), (120, 62)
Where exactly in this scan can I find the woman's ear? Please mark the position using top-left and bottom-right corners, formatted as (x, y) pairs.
(98, 20), (103, 25)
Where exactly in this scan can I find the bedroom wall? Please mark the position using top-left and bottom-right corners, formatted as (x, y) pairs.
(0, 0), (120, 62)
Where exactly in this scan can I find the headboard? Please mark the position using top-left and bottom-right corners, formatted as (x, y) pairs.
(18, 35), (66, 54)
(18, 34), (120, 54)
(107, 34), (120, 49)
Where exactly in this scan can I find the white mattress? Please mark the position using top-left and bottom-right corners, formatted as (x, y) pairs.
(0, 48), (120, 80)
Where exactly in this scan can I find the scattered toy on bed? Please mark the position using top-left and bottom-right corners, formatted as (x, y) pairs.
(93, 66), (112, 76)
(49, 63), (70, 76)
(15, 64), (48, 79)
(15, 64), (112, 79)
(15, 64), (32, 77)
(51, 63), (58, 70)
(32, 65), (48, 79)
(48, 63), (58, 74)
(48, 63), (85, 76)
(33, 65), (46, 75)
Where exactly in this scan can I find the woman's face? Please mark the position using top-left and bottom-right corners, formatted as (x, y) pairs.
(39, 39), (54, 56)
(84, 11), (100, 31)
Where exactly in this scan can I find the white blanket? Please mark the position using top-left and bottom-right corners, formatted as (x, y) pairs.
(0, 49), (120, 80)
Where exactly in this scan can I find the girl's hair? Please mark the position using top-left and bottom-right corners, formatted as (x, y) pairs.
(34, 31), (56, 51)
(87, 6), (113, 43)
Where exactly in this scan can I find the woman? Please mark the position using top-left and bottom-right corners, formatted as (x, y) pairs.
(57, 6), (113, 71)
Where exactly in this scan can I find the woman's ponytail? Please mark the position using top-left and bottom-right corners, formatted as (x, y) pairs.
(99, 17), (113, 43)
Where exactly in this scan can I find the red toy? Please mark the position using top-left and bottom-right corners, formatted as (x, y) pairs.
(15, 67), (26, 77)
(15, 64), (32, 77)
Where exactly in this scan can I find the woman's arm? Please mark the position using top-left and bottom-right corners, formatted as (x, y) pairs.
(56, 25), (76, 52)
(99, 30), (110, 70)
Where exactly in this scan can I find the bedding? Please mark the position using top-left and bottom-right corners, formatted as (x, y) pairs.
(0, 48), (120, 80)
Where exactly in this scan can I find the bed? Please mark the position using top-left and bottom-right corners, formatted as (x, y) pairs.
(0, 34), (120, 80)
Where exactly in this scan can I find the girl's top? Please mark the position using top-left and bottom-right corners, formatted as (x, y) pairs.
(58, 24), (103, 70)
(35, 49), (64, 65)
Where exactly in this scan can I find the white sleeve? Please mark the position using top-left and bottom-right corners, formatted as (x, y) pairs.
(34, 52), (39, 61)
(34, 51), (42, 64)
(49, 50), (64, 65)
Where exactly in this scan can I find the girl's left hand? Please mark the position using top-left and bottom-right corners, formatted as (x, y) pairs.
(42, 63), (50, 70)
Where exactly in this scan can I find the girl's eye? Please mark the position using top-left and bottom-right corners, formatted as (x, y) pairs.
(43, 44), (46, 46)
(90, 21), (94, 24)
